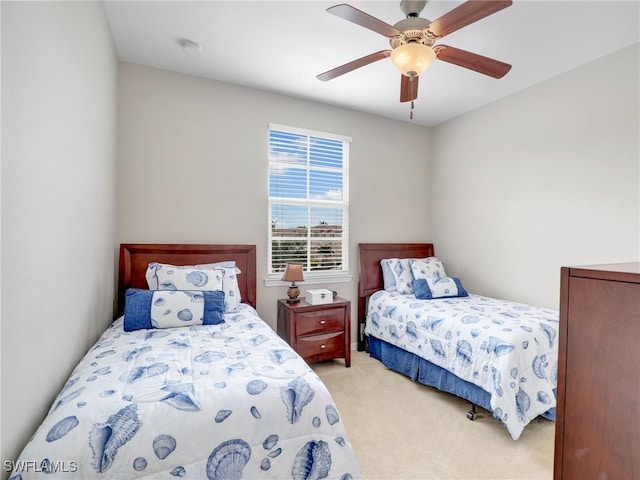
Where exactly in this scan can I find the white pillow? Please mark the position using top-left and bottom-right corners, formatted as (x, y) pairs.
(197, 263), (242, 310)
(380, 257), (448, 295)
(215, 267), (242, 312)
(380, 258), (415, 295)
(196, 261), (241, 274)
(146, 263), (223, 290)
(146, 262), (242, 312)
(409, 257), (447, 281)
(380, 259), (398, 291)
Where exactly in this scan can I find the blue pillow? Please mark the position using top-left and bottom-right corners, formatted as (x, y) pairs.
(124, 288), (225, 332)
(412, 277), (469, 300)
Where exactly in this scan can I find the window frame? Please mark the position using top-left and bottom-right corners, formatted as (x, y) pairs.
(266, 123), (352, 286)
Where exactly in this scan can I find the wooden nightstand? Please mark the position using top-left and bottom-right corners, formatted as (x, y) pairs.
(277, 297), (351, 367)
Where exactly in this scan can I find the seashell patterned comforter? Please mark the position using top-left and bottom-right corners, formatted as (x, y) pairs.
(11, 304), (362, 479)
(365, 291), (559, 440)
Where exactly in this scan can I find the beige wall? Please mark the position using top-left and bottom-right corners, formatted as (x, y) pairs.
(117, 44), (640, 318)
(1, 1), (118, 469)
(1, 0), (638, 469)
(116, 62), (433, 330)
(431, 43), (640, 309)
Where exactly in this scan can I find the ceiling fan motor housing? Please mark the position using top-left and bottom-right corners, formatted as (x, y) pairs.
(390, 16), (435, 48)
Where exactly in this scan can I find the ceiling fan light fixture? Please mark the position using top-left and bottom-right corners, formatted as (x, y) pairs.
(390, 42), (435, 77)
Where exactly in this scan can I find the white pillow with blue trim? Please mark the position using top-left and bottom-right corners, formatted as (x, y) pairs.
(124, 288), (225, 331)
(146, 262), (242, 312)
(412, 276), (469, 299)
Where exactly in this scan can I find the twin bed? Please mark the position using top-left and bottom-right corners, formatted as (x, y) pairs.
(11, 244), (362, 479)
(358, 243), (559, 440)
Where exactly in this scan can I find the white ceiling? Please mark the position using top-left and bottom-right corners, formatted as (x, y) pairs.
(103, 0), (640, 127)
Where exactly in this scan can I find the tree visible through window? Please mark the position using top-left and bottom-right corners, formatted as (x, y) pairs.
(268, 124), (350, 275)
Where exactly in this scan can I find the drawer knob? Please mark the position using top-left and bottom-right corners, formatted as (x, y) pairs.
(320, 344), (326, 349)
(319, 320), (326, 325)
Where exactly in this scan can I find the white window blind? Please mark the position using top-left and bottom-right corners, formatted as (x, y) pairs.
(268, 123), (350, 276)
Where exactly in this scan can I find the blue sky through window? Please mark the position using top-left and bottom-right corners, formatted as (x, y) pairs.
(269, 129), (344, 229)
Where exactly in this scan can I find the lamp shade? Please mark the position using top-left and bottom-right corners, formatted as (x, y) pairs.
(281, 263), (304, 283)
(390, 43), (436, 77)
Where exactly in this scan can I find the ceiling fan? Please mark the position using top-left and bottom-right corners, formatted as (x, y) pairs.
(317, 0), (513, 114)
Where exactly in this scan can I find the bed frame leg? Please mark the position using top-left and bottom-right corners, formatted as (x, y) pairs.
(467, 404), (477, 421)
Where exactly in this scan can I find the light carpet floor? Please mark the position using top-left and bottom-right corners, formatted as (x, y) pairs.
(313, 350), (555, 480)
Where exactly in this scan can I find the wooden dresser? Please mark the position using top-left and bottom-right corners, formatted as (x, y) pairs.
(554, 263), (640, 480)
(277, 297), (351, 367)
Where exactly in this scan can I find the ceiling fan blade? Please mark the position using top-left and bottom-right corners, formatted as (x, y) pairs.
(427, 0), (512, 38)
(327, 4), (401, 38)
(434, 45), (511, 78)
(317, 50), (391, 81)
(400, 75), (419, 102)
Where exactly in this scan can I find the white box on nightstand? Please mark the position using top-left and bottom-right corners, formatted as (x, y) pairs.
(305, 289), (333, 305)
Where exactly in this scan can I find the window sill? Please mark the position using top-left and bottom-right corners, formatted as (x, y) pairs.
(264, 272), (353, 287)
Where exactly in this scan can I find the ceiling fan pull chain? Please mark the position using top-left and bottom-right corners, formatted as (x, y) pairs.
(410, 100), (415, 120)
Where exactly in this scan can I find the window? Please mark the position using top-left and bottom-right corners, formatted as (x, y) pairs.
(268, 123), (350, 279)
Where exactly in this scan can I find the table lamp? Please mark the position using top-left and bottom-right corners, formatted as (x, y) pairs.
(281, 262), (304, 303)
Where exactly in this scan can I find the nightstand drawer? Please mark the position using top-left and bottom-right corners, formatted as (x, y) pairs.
(296, 331), (345, 360)
(296, 308), (345, 337)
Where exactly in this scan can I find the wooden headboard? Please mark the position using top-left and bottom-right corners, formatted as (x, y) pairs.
(357, 243), (435, 350)
(117, 244), (257, 317)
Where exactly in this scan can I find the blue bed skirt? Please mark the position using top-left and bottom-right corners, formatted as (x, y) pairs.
(368, 335), (555, 421)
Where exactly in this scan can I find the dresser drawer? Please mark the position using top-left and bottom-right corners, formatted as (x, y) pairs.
(296, 308), (345, 337)
(296, 331), (345, 361)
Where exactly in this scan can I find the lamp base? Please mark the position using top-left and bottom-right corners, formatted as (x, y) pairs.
(286, 284), (300, 304)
